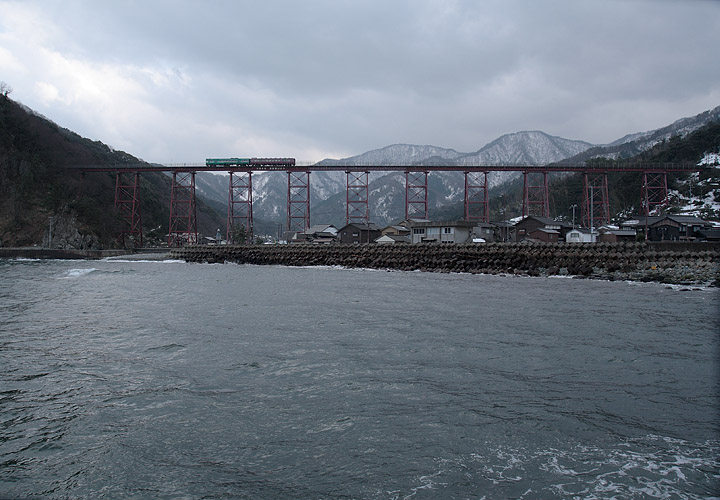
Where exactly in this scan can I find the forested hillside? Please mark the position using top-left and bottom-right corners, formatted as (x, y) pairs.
(0, 96), (224, 248)
(547, 121), (720, 222)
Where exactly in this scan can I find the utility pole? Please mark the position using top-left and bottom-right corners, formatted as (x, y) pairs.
(569, 204), (577, 228)
(48, 216), (54, 248)
(590, 187), (594, 242)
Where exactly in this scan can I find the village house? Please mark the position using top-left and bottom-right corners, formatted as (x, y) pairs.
(598, 229), (637, 243)
(565, 227), (595, 243)
(337, 223), (382, 244)
(303, 224), (339, 244)
(620, 215), (709, 241)
(305, 224), (339, 238)
(528, 227), (560, 243)
(514, 216), (572, 242)
(472, 222), (495, 242)
(380, 225), (411, 238)
(406, 220), (476, 244)
(285, 224), (339, 244)
(649, 215), (708, 241)
(697, 228), (720, 241)
(396, 218), (431, 231)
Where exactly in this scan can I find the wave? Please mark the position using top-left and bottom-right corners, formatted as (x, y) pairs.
(403, 434), (720, 499)
(100, 259), (186, 264)
(62, 268), (97, 278)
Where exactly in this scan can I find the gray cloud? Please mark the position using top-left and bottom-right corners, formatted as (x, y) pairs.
(1, 0), (718, 162)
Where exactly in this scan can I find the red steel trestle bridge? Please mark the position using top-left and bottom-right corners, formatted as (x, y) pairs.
(78, 158), (703, 247)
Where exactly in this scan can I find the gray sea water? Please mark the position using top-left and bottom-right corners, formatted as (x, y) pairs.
(1, 257), (719, 499)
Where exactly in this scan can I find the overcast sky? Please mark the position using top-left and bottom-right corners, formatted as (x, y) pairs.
(1, 0), (719, 163)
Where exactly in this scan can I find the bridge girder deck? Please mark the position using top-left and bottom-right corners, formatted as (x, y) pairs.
(72, 162), (703, 173)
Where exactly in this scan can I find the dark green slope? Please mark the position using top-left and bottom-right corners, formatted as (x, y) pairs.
(0, 96), (224, 248)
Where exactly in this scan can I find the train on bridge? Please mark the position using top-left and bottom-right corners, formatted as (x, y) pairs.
(206, 157), (296, 167)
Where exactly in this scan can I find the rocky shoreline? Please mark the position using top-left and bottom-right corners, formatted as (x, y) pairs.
(170, 242), (720, 287)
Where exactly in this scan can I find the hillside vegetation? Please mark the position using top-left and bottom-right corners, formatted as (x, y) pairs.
(547, 121), (720, 222)
(0, 96), (224, 248)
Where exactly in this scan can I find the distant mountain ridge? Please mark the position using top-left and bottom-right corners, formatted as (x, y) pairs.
(610, 106), (720, 147)
(565, 105), (720, 162)
(317, 131), (593, 167)
(455, 131), (594, 166)
(317, 144), (463, 166)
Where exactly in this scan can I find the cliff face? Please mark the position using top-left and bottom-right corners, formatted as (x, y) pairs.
(0, 96), (108, 247)
(0, 96), (224, 248)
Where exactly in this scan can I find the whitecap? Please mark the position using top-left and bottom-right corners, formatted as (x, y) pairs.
(99, 259), (186, 264)
(63, 268), (97, 278)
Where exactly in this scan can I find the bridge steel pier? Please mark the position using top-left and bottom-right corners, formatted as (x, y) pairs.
(522, 171), (550, 218)
(582, 172), (610, 228)
(642, 171), (669, 216)
(464, 171), (490, 223)
(405, 170), (429, 220)
(114, 171), (143, 248)
(287, 171), (311, 232)
(346, 171), (369, 225)
(168, 171), (198, 247)
(227, 171), (253, 243)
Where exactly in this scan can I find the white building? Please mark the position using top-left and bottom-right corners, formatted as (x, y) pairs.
(406, 220), (476, 244)
(565, 228), (595, 243)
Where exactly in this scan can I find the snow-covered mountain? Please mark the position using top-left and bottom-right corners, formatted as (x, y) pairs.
(317, 143), (464, 166)
(455, 131), (593, 166)
(610, 106), (720, 148)
(566, 105), (720, 162)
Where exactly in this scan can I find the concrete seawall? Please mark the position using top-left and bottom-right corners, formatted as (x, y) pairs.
(0, 247), (169, 260)
(170, 242), (720, 286)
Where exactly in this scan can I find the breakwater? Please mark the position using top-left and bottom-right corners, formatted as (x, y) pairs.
(170, 242), (720, 286)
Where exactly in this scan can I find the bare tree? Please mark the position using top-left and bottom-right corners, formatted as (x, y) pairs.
(0, 81), (12, 98)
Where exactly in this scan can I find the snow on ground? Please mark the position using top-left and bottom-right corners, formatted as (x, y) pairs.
(668, 153), (720, 218)
(699, 152), (720, 166)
